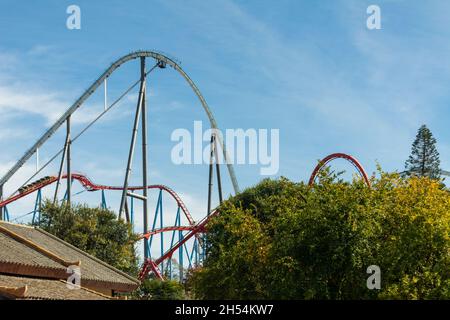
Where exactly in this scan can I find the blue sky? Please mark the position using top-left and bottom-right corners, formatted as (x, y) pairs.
(1, 0), (450, 229)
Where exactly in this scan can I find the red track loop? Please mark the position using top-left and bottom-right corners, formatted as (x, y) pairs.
(0, 173), (195, 225)
(308, 153), (371, 188)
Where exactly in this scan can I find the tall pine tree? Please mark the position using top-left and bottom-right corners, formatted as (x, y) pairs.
(405, 124), (441, 179)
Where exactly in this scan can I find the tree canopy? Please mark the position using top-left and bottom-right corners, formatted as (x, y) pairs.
(405, 124), (441, 179)
(133, 279), (186, 300)
(36, 203), (188, 300)
(189, 170), (450, 299)
(35, 201), (139, 275)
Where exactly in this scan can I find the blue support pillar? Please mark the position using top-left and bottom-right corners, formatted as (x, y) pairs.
(169, 207), (181, 280)
(101, 189), (107, 210)
(4, 206), (9, 222)
(148, 190), (162, 259)
(193, 238), (198, 266)
(184, 243), (193, 269)
(159, 191), (164, 275)
(166, 257), (172, 280)
(169, 207), (180, 249)
(178, 213), (184, 282)
(63, 178), (74, 204)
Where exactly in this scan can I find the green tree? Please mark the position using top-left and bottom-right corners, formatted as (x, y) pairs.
(35, 201), (139, 275)
(405, 124), (441, 179)
(189, 171), (450, 300)
(134, 279), (185, 300)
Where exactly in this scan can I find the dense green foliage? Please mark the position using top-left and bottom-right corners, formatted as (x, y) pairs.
(133, 279), (186, 300)
(36, 201), (139, 275)
(36, 203), (187, 300)
(405, 124), (441, 179)
(189, 170), (450, 299)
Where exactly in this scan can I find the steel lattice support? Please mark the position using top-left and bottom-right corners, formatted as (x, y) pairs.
(0, 51), (240, 198)
(66, 116), (72, 206)
(3, 206), (9, 222)
(32, 189), (42, 225)
(141, 58), (149, 259)
(53, 117), (71, 204)
(119, 57), (147, 223)
(0, 50), (240, 280)
(207, 134), (223, 216)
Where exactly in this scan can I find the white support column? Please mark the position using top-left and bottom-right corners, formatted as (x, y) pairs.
(104, 78), (108, 111)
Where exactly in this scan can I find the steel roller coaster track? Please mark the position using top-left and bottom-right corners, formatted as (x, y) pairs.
(0, 50), (400, 283)
(0, 50), (235, 281)
(308, 153), (371, 188)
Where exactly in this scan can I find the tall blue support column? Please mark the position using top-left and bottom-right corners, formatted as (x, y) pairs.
(148, 190), (162, 259)
(178, 212), (184, 282)
(169, 207), (181, 280)
(101, 190), (107, 210)
(63, 178), (74, 202)
(184, 242), (193, 269)
(159, 191), (164, 275)
(4, 206), (9, 222)
(194, 238), (199, 266)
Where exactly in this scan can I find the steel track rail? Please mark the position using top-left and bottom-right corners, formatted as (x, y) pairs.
(0, 51), (239, 194)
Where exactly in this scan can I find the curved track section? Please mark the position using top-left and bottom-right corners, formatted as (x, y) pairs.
(308, 153), (371, 188)
(139, 209), (218, 281)
(0, 50), (239, 194)
(0, 173), (195, 226)
(140, 226), (195, 239)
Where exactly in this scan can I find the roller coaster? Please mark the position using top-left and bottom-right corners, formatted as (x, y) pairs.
(0, 50), (388, 282)
(0, 172), (210, 280)
(308, 153), (371, 188)
(0, 50), (236, 281)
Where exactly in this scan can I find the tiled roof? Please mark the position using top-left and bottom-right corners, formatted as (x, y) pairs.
(0, 221), (139, 292)
(0, 274), (110, 300)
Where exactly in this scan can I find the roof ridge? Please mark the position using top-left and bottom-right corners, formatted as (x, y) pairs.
(0, 221), (34, 228)
(0, 260), (69, 281)
(0, 225), (81, 268)
(36, 227), (140, 285)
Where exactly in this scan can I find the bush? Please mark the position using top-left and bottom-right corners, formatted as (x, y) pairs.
(36, 201), (139, 275)
(134, 279), (185, 300)
(189, 170), (450, 299)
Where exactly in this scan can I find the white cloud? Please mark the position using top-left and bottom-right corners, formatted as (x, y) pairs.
(0, 84), (67, 124)
(161, 0), (450, 173)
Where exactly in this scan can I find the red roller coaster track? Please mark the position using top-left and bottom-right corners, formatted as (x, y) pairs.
(1, 153), (371, 281)
(0, 51), (231, 282)
(308, 153), (371, 188)
(138, 209), (218, 280)
(0, 172), (213, 281)
(0, 173), (195, 226)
